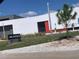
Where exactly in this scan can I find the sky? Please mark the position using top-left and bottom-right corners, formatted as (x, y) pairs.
(0, 0), (79, 17)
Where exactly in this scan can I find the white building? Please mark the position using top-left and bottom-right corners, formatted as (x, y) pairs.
(0, 7), (79, 37)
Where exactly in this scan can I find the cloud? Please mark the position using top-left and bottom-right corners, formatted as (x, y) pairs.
(73, 3), (79, 7)
(19, 11), (38, 17)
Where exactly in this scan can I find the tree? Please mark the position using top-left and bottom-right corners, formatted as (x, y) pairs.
(0, 0), (4, 4)
(56, 4), (77, 38)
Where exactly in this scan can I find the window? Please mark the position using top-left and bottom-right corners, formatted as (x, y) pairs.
(0, 25), (13, 31)
(4, 25), (13, 31)
(78, 18), (79, 24)
(0, 25), (13, 38)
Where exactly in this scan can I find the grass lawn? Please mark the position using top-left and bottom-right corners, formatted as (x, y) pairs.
(0, 31), (79, 51)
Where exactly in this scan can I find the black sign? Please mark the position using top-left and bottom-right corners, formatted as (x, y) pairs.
(8, 34), (21, 43)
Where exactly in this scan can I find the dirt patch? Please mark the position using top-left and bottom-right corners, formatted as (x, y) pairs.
(45, 38), (79, 47)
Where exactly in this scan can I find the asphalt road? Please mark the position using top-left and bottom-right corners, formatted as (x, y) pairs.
(1, 50), (79, 59)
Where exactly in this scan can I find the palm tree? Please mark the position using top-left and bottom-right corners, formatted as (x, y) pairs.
(56, 4), (77, 38)
(0, 0), (4, 4)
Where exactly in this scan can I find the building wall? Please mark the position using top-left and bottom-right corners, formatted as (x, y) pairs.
(0, 7), (79, 35)
(0, 14), (50, 34)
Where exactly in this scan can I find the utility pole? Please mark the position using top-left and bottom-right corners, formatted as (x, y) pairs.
(47, 2), (52, 33)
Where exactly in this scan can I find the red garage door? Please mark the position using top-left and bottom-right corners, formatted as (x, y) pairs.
(45, 21), (50, 32)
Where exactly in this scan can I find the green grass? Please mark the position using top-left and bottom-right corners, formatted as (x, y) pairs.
(0, 31), (79, 50)
(0, 40), (8, 50)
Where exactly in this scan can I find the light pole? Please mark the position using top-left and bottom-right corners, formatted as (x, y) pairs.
(55, 23), (56, 33)
(47, 2), (52, 33)
(72, 23), (74, 31)
(2, 23), (5, 39)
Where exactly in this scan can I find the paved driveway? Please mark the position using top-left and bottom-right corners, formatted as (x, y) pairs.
(1, 50), (79, 59)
